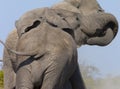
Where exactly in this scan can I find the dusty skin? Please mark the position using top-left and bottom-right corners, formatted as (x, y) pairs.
(2, 0), (118, 89)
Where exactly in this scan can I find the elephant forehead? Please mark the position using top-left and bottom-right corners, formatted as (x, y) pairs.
(80, 13), (106, 30)
(45, 8), (80, 29)
(52, 1), (81, 13)
(67, 0), (101, 15)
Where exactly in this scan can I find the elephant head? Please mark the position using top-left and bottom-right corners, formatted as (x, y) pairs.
(62, 0), (118, 46)
(74, 12), (118, 46)
(15, 0), (118, 48)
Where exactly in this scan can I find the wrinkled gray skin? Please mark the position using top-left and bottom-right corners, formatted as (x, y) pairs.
(3, 0), (118, 89)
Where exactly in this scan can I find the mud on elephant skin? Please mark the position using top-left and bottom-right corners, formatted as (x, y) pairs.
(2, 0), (118, 89)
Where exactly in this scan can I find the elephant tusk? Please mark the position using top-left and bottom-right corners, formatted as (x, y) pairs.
(87, 28), (114, 46)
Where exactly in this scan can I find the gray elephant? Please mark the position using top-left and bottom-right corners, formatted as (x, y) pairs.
(3, 0), (118, 89)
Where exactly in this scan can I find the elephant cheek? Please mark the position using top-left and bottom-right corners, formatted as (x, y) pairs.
(87, 28), (114, 46)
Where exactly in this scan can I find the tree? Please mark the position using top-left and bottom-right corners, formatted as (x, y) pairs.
(79, 60), (100, 89)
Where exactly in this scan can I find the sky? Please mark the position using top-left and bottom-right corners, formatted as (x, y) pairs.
(0, 0), (120, 77)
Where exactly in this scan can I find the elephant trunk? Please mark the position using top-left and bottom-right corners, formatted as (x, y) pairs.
(87, 28), (114, 46)
(100, 13), (118, 37)
(84, 13), (118, 46)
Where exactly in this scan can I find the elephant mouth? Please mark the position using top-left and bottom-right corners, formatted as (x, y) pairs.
(86, 21), (118, 46)
(93, 21), (117, 37)
(79, 12), (118, 46)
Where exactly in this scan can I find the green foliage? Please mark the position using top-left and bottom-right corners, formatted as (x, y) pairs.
(0, 71), (3, 88)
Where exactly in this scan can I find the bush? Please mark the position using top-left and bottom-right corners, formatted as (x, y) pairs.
(0, 71), (3, 88)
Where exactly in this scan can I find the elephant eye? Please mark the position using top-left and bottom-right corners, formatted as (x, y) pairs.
(97, 9), (104, 13)
(25, 20), (41, 33)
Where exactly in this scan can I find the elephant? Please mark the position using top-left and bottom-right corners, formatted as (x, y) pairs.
(52, 0), (118, 46)
(2, 0), (118, 89)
